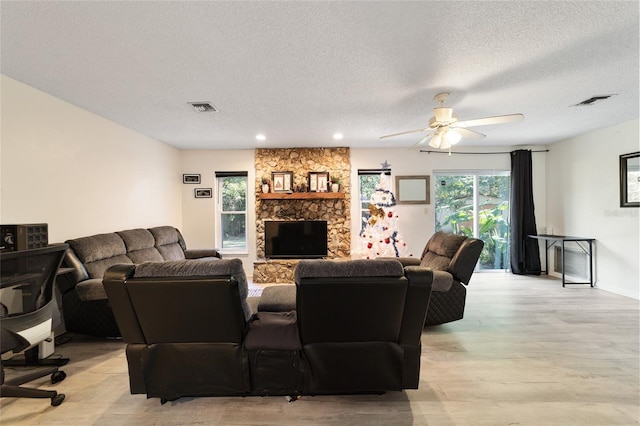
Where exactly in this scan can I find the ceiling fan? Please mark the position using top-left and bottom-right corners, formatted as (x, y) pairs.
(380, 93), (524, 150)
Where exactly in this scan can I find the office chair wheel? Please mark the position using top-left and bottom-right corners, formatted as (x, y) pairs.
(51, 370), (66, 384)
(51, 393), (65, 406)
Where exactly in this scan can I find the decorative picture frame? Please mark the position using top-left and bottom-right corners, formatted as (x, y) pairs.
(183, 174), (201, 184)
(620, 152), (640, 208)
(396, 175), (430, 204)
(194, 188), (212, 198)
(271, 171), (293, 192)
(308, 172), (330, 192)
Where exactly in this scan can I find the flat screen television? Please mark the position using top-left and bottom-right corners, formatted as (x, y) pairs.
(264, 220), (328, 259)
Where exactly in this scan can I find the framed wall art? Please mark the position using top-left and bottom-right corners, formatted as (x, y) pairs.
(396, 175), (430, 204)
(308, 172), (330, 192)
(271, 171), (293, 192)
(194, 188), (212, 198)
(183, 174), (201, 184)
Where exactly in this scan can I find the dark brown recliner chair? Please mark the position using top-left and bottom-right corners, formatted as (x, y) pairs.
(294, 259), (433, 393)
(103, 258), (253, 403)
(396, 232), (484, 325)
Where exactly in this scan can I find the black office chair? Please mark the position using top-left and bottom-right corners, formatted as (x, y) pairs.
(1, 244), (69, 406)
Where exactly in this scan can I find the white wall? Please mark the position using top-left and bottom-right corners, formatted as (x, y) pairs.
(546, 118), (640, 299)
(0, 75), (182, 242)
(350, 147), (548, 258)
(180, 149), (256, 273)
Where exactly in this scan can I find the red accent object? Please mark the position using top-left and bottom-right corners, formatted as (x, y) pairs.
(367, 242), (373, 249)
(385, 238), (390, 244)
(387, 212), (393, 218)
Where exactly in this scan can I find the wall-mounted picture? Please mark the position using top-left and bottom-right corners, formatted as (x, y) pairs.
(271, 171), (293, 192)
(194, 188), (212, 198)
(183, 174), (201, 184)
(396, 175), (431, 204)
(308, 172), (330, 192)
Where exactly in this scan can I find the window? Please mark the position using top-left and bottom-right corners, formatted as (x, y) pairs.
(358, 169), (391, 231)
(215, 172), (248, 252)
(434, 170), (510, 270)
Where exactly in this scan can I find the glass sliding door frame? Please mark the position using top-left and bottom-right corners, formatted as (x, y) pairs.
(434, 170), (511, 271)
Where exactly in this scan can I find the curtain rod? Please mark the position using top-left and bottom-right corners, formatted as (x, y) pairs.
(419, 149), (549, 155)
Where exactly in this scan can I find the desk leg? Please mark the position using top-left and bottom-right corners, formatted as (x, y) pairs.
(588, 240), (594, 287)
(561, 240), (566, 287)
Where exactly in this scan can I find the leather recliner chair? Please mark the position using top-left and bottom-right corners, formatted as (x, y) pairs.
(103, 258), (433, 402)
(396, 232), (484, 325)
(294, 259), (433, 393)
(103, 258), (252, 403)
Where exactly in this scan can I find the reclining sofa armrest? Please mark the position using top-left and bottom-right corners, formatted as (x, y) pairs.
(184, 248), (222, 259)
(379, 256), (420, 267)
(103, 264), (145, 343)
(59, 249), (90, 294)
(448, 238), (485, 285)
(399, 266), (433, 346)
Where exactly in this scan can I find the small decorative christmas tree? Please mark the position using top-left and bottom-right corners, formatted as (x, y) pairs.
(356, 171), (412, 259)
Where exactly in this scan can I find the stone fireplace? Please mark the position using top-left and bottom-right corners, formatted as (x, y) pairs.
(253, 147), (351, 283)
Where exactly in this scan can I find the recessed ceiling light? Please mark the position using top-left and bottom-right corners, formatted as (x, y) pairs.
(256, 134), (266, 141)
(333, 133), (344, 140)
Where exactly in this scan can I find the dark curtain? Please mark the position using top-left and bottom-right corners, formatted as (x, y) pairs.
(510, 149), (541, 275)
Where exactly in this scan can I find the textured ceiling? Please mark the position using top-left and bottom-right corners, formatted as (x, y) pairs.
(1, 1), (638, 150)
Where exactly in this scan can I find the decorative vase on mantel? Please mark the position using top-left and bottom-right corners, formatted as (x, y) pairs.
(262, 184), (270, 193)
(331, 183), (340, 193)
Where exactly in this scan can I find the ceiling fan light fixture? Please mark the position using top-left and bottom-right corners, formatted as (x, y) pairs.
(434, 107), (453, 123)
(429, 133), (442, 148)
(444, 129), (462, 145)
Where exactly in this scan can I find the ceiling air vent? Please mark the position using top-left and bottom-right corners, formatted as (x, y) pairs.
(188, 102), (218, 112)
(573, 94), (617, 106)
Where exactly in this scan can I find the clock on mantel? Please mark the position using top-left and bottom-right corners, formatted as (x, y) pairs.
(258, 192), (345, 200)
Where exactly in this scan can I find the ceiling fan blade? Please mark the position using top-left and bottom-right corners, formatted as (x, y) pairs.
(413, 133), (434, 147)
(379, 128), (427, 139)
(455, 127), (486, 139)
(454, 113), (524, 128)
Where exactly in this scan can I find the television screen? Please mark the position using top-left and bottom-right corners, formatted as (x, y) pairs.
(264, 220), (328, 259)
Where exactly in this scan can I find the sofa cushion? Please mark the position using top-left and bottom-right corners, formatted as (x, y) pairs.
(134, 258), (252, 320)
(117, 228), (164, 263)
(156, 244), (186, 261)
(66, 233), (126, 264)
(85, 255), (133, 279)
(294, 259), (403, 282)
(117, 228), (155, 251)
(75, 278), (108, 301)
(425, 232), (467, 259)
(258, 285), (296, 312)
(420, 251), (451, 271)
(148, 226), (187, 261)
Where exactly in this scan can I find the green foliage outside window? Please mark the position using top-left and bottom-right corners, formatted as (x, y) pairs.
(220, 176), (247, 249)
(435, 175), (510, 269)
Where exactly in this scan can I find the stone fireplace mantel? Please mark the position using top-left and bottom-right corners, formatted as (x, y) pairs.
(254, 147), (351, 283)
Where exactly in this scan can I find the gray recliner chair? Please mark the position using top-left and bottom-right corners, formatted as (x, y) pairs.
(396, 232), (484, 325)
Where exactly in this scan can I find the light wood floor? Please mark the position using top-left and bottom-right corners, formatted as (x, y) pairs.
(1, 273), (638, 425)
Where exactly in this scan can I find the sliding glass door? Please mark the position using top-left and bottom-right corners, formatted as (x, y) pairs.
(434, 171), (511, 270)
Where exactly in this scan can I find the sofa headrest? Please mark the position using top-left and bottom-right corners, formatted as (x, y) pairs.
(134, 258), (242, 279)
(133, 258), (251, 320)
(294, 259), (404, 282)
(148, 226), (186, 250)
(425, 232), (467, 259)
(66, 233), (126, 264)
(117, 228), (155, 251)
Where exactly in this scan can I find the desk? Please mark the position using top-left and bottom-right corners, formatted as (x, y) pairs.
(528, 235), (595, 287)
